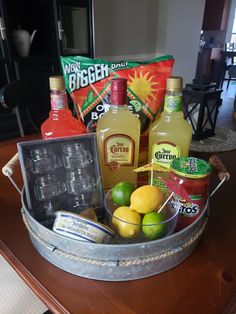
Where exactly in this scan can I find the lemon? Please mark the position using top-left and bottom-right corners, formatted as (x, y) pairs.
(130, 185), (163, 214)
(112, 206), (141, 238)
(112, 182), (135, 206)
(142, 211), (167, 240)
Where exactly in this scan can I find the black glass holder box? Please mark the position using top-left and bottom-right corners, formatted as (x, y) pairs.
(17, 134), (104, 228)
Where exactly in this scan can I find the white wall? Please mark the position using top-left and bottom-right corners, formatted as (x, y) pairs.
(226, 0), (236, 42)
(156, 0), (206, 84)
(93, 0), (159, 60)
(93, 0), (205, 84)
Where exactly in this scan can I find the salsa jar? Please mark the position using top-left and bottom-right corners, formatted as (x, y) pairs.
(169, 157), (212, 231)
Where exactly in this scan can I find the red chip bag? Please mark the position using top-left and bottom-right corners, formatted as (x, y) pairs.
(61, 55), (174, 133)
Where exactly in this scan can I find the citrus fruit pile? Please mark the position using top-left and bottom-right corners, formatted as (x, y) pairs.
(111, 182), (167, 240)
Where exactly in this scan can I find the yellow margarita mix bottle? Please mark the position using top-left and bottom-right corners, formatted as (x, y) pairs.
(148, 76), (192, 193)
(96, 78), (140, 190)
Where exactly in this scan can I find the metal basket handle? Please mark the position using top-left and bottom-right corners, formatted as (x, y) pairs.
(209, 155), (230, 197)
(2, 153), (21, 194)
(1, 152), (230, 198)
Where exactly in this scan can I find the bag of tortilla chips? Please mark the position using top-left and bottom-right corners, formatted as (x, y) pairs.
(60, 55), (174, 133)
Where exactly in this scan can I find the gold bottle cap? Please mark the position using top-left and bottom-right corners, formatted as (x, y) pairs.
(166, 76), (183, 91)
(49, 76), (65, 91)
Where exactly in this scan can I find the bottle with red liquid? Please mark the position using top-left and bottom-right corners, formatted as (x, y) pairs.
(41, 76), (86, 139)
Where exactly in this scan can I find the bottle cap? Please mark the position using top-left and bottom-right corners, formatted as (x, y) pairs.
(49, 76), (65, 91)
(166, 76), (183, 91)
(110, 78), (127, 105)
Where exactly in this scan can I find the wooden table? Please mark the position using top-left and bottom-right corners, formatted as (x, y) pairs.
(1, 136), (236, 314)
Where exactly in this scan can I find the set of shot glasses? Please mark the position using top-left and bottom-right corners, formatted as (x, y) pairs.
(62, 142), (93, 170)
(29, 142), (95, 215)
(62, 143), (95, 203)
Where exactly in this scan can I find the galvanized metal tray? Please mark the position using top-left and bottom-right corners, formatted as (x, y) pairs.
(3, 152), (227, 281)
(20, 189), (209, 281)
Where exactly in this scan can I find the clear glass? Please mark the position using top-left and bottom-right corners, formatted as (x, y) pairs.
(34, 201), (58, 228)
(59, 194), (89, 214)
(34, 174), (65, 201)
(62, 142), (93, 170)
(29, 146), (61, 174)
(104, 190), (179, 244)
(65, 169), (96, 194)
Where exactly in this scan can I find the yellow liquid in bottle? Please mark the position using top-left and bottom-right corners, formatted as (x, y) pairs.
(148, 77), (192, 193)
(96, 105), (140, 190)
(149, 111), (192, 157)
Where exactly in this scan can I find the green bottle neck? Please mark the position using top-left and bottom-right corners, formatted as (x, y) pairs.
(163, 91), (182, 113)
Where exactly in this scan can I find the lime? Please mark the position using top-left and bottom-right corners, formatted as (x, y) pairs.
(112, 182), (135, 206)
(130, 185), (163, 214)
(112, 206), (141, 238)
(142, 211), (167, 240)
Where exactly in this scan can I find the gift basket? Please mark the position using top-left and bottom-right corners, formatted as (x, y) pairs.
(2, 134), (229, 281)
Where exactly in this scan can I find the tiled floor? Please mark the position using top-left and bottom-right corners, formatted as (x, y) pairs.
(0, 81), (236, 314)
